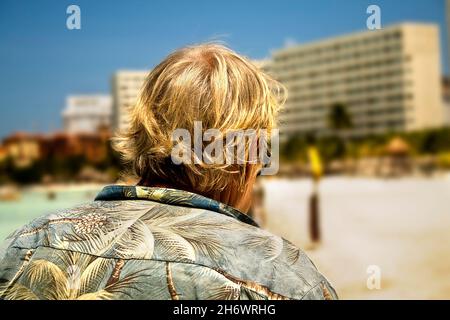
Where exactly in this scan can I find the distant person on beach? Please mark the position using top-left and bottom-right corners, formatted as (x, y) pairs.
(0, 44), (337, 300)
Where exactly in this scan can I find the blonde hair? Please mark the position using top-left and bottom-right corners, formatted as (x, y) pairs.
(113, 43), (286, 194)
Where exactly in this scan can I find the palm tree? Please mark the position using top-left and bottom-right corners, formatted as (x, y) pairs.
(327, 102), (353, 134)
(305, 103), (352, 245)
(327, 102), (354, 165)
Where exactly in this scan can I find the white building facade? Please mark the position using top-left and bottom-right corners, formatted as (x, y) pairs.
(112, 70), (148, 132)
(271, 23), (445, 139)
(62, 95), (112, 134)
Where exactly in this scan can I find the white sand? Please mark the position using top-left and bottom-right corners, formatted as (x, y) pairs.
(263, 176), (450, 299)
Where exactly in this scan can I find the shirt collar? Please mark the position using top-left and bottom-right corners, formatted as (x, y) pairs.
(95, 185), (259, 228)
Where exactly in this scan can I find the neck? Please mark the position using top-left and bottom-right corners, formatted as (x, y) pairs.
(137, 178), (252, 213)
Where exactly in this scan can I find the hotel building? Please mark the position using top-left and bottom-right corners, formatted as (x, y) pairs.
(62, 95), (112, 134)
(271, 23), (445, 139)
(112, 70), (148, 131)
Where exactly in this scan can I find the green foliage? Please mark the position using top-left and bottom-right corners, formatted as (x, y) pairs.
(1, 142), (124, 185)
(8, 161), (44, 185)
(280, 127), (450, 165)
(281, 136), (307, 162)
(40, 155), (86, 179)
(327, 103), (353, 131)
(317, 136), (346, 161)
(437, 152), (450, 169)
(94, 143), (123, 171)
(414, 128), (450, 155)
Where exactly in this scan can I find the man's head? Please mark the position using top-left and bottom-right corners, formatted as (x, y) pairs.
(113, 43), (286, 212)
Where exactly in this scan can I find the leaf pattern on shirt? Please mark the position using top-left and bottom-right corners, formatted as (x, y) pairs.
(0, 186), (337, 300)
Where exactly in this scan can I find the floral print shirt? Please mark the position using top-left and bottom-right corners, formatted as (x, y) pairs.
(0, 185), (337, 300)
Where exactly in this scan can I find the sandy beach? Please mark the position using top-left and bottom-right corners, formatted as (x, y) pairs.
(263, 176), (450, 299)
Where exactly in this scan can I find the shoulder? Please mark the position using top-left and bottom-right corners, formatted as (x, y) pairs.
(0, 199), (338, 300)
(213, 220), (338, 299)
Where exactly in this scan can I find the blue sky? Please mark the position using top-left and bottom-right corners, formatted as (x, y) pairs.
(0, 0), (447, 138)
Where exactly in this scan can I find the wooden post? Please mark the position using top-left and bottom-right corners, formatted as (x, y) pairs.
(309, 179), (321, 243)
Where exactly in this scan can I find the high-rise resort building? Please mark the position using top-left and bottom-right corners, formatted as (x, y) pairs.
(271, 23), (445, 139)
(447, 0), (450, 69)
(62, 95), (112, 134)
(112, 70), (148, 132)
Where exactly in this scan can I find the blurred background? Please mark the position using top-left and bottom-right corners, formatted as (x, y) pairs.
(1, 0), (450, 299)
